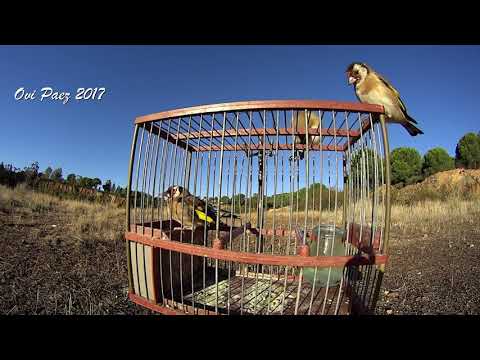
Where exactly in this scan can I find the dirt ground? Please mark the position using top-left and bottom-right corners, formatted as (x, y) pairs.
(1, 200), (479, 315)
(0, 206), (152, 315)
(375, 225), (480, 315)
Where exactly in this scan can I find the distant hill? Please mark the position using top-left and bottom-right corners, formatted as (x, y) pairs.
(393, 169), (480, 204)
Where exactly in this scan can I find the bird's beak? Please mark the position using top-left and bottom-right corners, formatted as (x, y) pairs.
(348, 76), (357, 85)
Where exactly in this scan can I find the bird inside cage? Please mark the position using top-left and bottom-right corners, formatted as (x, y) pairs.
(346, 62), (424, 136)
(291, 110), (322, 161)
(162, 185), (247, 244)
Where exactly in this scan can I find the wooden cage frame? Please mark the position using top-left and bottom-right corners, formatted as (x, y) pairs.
(125, 100), (391, 315)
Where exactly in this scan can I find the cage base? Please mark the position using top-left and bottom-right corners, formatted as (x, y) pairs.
(130, 273), (350, 315)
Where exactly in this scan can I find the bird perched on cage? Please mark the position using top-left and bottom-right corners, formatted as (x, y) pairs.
(162, 185), (240, 232)
(291, 110), (322, 161)
(346, 62), (424, 136)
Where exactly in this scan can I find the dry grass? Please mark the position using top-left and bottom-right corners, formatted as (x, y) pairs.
(390, 197), (480, 236)
(242, 197), (480, 237)
(62, 198), (124, 242)
(4, 182), (476, 246)
(0, 183), (59, 214)
(0, 184), (124, 242)
(243, 209), (341, 230)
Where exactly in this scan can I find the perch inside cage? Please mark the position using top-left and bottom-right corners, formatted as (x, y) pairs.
(125, 100), (391, 315)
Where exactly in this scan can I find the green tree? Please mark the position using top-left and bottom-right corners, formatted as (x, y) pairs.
(43, 167), (53, 179)
(455, 132), (480, 169)
(51, 168), (63, 182)
(231, 194), (246, 212)
(422, 147), (455, 177)
(220, 195), (231, 205)
(77, 177), (95, 189)
(349, 148), (385, 190)
(390, 147), (423, 185)
(0, 163), (7, 185)
(24, 161), (39, 177)
(103, 179), (112, 192)
(76, 176), (86, 188)
(23, 161), (40, 185)
(66, 173), (76, 185)
(92, 178), (102, 191)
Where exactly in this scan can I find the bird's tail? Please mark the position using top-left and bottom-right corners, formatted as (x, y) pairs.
(219, 210), (240, 220)
(402, 115), (424, 136)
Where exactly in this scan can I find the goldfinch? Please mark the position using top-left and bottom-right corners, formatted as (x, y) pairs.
(291, 110), (322, 160)
(346, 62), (424, 136)
(162, 185), (239, 231)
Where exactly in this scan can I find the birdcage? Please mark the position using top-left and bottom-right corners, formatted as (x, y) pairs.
(125, 100), (391, 315)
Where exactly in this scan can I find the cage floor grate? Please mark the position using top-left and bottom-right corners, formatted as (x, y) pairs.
(182, 275), (350, 315)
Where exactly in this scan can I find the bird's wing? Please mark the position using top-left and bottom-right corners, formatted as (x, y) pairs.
(375, 72), (400, 98)
(184, 195), (216, 223)
(219, 209), (240, 219)
(195, 209), (214, 223)
(376, 72), (414, 121)
(205, 203), (219, 222)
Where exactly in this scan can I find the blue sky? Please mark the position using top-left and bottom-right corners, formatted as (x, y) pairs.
(1, 45), (479, 189)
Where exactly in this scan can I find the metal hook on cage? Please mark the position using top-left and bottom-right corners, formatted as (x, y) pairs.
(288, 152), (301, 165)
(240, 150), (260, 159)
(289, 150), (303, 163)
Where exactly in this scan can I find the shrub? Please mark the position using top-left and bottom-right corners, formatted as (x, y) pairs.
(455, 132), (480, 169)
(390, 147), (423, 185)
(423, 147), (455, 177)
